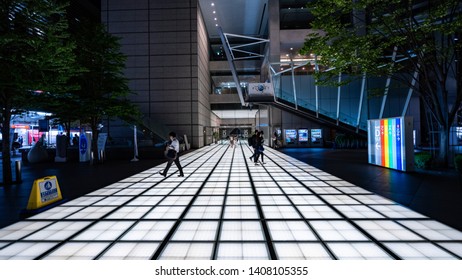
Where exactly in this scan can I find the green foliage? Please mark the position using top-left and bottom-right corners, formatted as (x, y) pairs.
(302, 0), (461, 78)
(0, 0), (78, 104)
(65, 20), (140, 127)
(0, 0), (77, 184)
(454, 154), (462, 173)
(302, 0), (462, 166)
(55, 19), (141, 163)
(414, 152), (432, 169)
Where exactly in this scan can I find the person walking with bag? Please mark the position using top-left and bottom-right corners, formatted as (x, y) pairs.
(159, 132), (184, 177)
(254, 131), (266, 165)
(249, 129), (259, 162)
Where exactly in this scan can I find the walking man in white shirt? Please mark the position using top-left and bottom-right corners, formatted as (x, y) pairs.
(159, 132), (184, 177)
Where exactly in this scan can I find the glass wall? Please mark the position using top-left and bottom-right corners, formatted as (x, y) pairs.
(272, 71), (415, 132)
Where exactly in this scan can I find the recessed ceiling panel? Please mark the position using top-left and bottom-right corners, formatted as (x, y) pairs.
(199, 0), (268, 38)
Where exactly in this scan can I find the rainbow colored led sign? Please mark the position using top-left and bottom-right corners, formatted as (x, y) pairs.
(367, 117), (414, 171)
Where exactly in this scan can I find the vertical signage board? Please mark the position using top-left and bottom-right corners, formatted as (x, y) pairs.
(97, 133), (108, 160)
(79, 131), (92, 162)
(368, 116), (414, 172)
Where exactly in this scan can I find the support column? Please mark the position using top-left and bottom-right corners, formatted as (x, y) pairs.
(268, 0), (280, 65)
(314, 55), (320, 117)
(402, 64), (420, 116)
(379, 46), (398, 119)
(336, 73), (342, 125)
(268, 0), (280, 101)
(290, 55), (298, 109)
(356, 73), (367, 131)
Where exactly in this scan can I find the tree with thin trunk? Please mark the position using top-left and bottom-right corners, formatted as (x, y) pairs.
(69, 20), (140, 164)
(0, 0), (77, 184)
(301, 0), (462, 167)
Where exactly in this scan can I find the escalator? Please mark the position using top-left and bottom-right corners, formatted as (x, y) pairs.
(245, 86), (367, 138)
(136, 116), (170, 145)
(273, 97), (367, 137)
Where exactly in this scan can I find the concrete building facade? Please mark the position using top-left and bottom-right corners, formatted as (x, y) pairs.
(102, 0), (215, 148)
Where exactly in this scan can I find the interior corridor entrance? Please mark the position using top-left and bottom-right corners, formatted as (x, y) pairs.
(204, 126), (255, 146)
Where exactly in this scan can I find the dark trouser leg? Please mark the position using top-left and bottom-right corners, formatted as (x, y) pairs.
(254, 151), (260, 163)
(163, 158), (174, 174)
(250, 148), (256, 160)
(174, 155), (183, 176)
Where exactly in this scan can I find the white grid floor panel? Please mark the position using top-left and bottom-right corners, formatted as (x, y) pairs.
(0, 142), (461, 260)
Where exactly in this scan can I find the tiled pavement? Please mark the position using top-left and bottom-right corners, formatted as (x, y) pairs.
(0, 142), (461, 260)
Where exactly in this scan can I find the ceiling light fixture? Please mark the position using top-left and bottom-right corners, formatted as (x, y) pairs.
(211, 3), (214, 6)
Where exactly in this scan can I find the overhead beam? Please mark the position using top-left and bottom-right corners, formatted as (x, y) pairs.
(217, 26), (246, 106)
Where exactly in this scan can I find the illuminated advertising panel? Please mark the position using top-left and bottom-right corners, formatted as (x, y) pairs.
(298, 129), (308, 142)
(367, 117), (414, 171)
(311, 129), (322, 139)
(285, 129), (297, 144)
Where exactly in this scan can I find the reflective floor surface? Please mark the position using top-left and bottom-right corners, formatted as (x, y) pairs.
(0, 143), (461, 260)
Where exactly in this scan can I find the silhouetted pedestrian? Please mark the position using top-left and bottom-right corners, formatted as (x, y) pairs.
(254, 131), (266, 165)
(272, 131), (279, 148)
(72, 134), (79, 146)
(249, 130), (259, 162)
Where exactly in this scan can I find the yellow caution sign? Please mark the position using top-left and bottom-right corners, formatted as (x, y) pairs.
(26, 176), (63, 210)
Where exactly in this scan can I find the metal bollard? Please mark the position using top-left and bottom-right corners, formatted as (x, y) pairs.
(15, 160), (22, 183)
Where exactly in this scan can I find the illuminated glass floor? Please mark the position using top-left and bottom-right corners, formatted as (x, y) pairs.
(0, 142), (461, 260)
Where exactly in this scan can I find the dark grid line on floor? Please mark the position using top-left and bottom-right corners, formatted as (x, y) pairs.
(0, 142), (461, 260)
